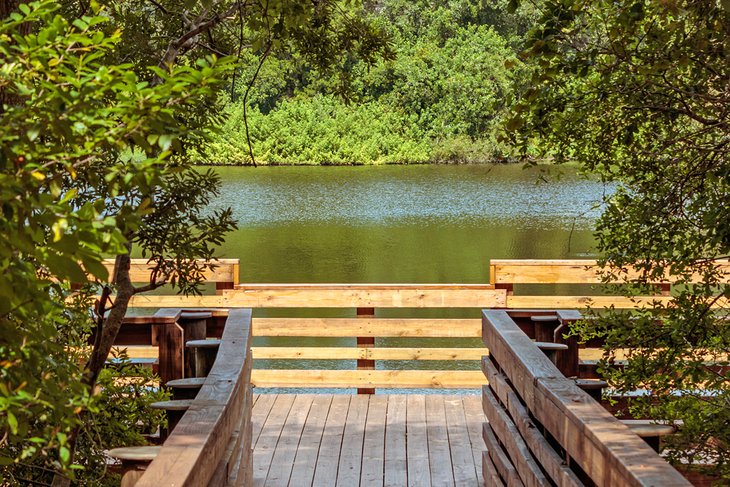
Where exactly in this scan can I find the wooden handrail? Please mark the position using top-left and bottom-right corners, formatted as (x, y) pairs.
(98, 258), (239, 297)
(489, 258), (730, 284)
(103, 258), (239, 285)
(489, 259), (730, 309)
(481, 309), (690, 486)
(136, 308), (253, 487)
(128, 283), (505, 308)
(112, 306), (588, 391)
(109, 258), (729, 310)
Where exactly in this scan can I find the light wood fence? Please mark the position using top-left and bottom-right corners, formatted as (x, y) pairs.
(238, 284), (503, 391)
(490, 259), (730, 308)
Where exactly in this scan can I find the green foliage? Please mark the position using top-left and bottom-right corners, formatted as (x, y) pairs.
(201, 0), (529, 165)
(5, 351), (170, 486)
(96, 0), (394, 97)
(380, 24), (515, 140)
(372, 0), (539, 47)
(511, 0), (730, 476)
(0, 1), (234, 482)
(71, 352), (169, 485)
(3, 0), (395, 481)
(199, 94), (431, 164)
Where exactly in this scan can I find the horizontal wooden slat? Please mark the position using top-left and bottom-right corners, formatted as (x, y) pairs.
(126, 289), (505, 308)
(118, 345), (619, 362)
(482, 452), (505, 487)
(482, 361), (582, 487)
(507, 295), (675, 309)
(103, 258), (239, 284)
(124, 293), (727, 310)
(482, 423), (524, 487)
(507, 295), (729, 309)
(115, 346), (159, 359)
(491, 259), (601, 284)
(250, 370), (486, 388)
(491, 259), (730, 284)
(482, 385), (549, 487)
(231, 284), (505, 308)
(253, 318), (482, 337)
(240, 283), (496, 290)
(251, 347), (487, 361)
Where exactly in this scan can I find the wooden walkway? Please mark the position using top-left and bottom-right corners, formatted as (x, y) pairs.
(251, 394), (485, 487)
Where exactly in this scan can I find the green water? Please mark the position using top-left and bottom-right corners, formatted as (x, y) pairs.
(206, 164), (609, 388)
(209, 164), (605, 283)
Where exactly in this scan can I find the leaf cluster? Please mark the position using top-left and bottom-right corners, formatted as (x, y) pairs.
(510, 0), (729, 477)
(203, 0), (530, 164)
(0, 1), (234, 482)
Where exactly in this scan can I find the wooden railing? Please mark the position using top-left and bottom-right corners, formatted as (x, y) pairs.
(490, 259), (730, 308)
(121, 259), (729, 309)
(103, 260), (727, 485)
(114, 305), (595, 391)
(480, 309), (690, 486)
(238, 284), (503, 391)
(118, 274), (716, 391)
(104, 258), (239, 293)
(136, 308), (253, 487)
(127, 282), (507, 307)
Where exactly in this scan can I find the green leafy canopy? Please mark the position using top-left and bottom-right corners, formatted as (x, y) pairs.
(510, 0), (729, 477)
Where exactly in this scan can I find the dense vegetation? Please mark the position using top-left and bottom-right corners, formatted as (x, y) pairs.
(511, 0), (729, 477)
(197, 0), (537, 165)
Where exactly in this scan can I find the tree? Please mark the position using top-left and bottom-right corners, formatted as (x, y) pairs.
(508, 0), (729, 477)
(0, 2), (235, 483)
(1, 0), (391, 483)
(200, 0), (535, 165)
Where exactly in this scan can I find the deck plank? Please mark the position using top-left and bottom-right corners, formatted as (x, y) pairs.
(384, 395), (408, 487)
(254, 394), (297, 484)
(312, 394), (351, 486)
(252, 394), (485, 487)
(406, 395), (431, 487)
(361, 395), (388, 487)
(443, 396), (479, 486)
(426, 395), (455, 487)
(252, 394), (277, 447)
(264, 395), (314, 487)
(288, 394), (333, 487)
(463, 395), (486, 486)
(335, 395), (369, 486)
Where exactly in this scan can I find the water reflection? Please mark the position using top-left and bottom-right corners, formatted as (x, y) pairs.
(208, 164), (609, 283)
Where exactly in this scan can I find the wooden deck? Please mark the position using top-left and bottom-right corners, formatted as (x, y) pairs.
(251, 394), (485, 487)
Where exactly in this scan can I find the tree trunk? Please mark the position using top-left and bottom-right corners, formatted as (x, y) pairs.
(83, 249), (136, 388)
(52, 249), (137, 487)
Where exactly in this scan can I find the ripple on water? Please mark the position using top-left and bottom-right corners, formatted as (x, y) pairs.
(208, 164), (612, 231)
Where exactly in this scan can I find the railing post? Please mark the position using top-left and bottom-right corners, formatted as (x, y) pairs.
(356, 307), (375, 394)
(157, 322), (184, 384)
(178, 311), (210, 378)
(152, 309), (185, 385)
(554, 310), (582, 378)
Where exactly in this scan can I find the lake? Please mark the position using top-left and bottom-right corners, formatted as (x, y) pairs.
(206, 164), (610, 389)
(209, 164), (607, 284)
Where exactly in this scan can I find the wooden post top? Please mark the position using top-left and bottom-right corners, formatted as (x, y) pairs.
(108, 446), (161, 462)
